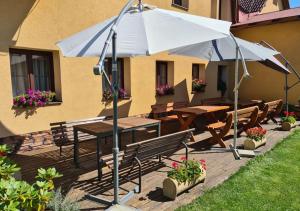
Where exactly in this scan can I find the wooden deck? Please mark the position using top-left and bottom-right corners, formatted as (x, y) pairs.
(11, 120), (298, 210)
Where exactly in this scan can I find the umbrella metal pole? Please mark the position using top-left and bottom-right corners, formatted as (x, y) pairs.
(285, 73), (288, 113)
(233, 47), (240, 160)
(112, 32), (120, 205)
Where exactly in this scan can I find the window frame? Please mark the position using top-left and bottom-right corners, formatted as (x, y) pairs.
(9, 48), (55, 96)
(103, 58), (125, 91)
(172, 0), (189, 10)
(156, 61), (169, 87)
(192, 64), (200, 80)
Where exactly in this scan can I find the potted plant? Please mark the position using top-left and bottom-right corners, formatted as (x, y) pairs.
(13, 89), (56, 108)
(244, 127), (267, 150)
(163, 157), (206, 200)
(156, 85), (175, 97)
(192, 79), (206, 93)
(281, 111), (297, 131)
(102, 88), (130, 101)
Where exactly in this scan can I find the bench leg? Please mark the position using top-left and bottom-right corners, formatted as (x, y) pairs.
(208, 128), (227, 148)
(134, 157), (142, 193)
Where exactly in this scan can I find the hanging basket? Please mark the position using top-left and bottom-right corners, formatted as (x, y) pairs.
(244, 138), (267, 150)
(163, 171), (206, 200)
(281, 122), (296, 131)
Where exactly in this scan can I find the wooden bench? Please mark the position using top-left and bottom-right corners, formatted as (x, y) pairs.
(207, 113), (233, 148)
(99, 129), (194, 192)
(255, 104), (269, 127)
(50, 117), (107, 155)
(262, 100), (283, 124)
(201, 97), (229, 106)
(151, 101), (189, 134)
(207, 106), (259, 147)
(228, 106), (259, 136)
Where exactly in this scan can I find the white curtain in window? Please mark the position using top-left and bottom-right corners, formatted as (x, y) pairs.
(32, 55), (51, 91)
(10, 54), (29, 96)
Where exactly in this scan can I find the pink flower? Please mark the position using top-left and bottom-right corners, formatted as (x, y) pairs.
(180, 156), (187, 161)
(172, 162), (179, 169)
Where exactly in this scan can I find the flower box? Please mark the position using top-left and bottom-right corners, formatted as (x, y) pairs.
(281, 122), (296, 131)
(156, 85), (175, 97)
(13, 89), (56, 108)
(281, 111), (297, 131)
(192, 79), (206, 93)
(244, 138), (267, 150)
(163, 170), (206, 200)
(244, 127), (267, 150)
(163, 158), (206, 200)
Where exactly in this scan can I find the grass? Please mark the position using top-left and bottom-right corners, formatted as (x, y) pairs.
(177, 130), (300, 211)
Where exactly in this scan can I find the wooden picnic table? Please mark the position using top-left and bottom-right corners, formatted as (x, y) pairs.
(210, 99), (263, 108)
(174, 105), (230, 141)
(73, 116), (161, 168)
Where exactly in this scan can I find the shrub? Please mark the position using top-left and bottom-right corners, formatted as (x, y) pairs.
(0, 144), (78, 211)
(167, 157), (206, 185)
(47, 188), (80, 211)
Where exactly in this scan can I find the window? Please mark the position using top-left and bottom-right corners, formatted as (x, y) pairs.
(192, 64), (200, 80)
(9, 49), (55, 97)
(217, 65), (228, 97)
(172, 0), (189, 9)
(103, 58), (124, 91)
(156, 61), (168, 87)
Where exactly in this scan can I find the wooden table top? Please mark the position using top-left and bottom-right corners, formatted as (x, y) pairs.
(73, 116), (160, 136)
(174, 105), (230, 115)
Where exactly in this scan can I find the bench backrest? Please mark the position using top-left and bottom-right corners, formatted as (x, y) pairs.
(228, 106), (259, 120)
(121, 129), (194, 167)
(50, 117), (106, 144)
(151, 101), (188, 118)
(265, 100), (283, 114)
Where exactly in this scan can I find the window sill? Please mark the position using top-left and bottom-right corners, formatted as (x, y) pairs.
(172, 3), (189, 11)
(155, 94), (175, 97)
(102, 96), (132, 102)
(12, 101), (62, 109)
(191, 91), (205, 94)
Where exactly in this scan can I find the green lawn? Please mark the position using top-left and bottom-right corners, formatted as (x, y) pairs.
(177, 130), (300, 211)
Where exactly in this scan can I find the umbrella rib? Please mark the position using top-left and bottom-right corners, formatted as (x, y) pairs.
(75, 18), (116, 57)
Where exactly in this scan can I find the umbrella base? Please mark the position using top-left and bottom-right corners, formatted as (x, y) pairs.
(86, 185), (139, 209)
(106, 204), (139, 211)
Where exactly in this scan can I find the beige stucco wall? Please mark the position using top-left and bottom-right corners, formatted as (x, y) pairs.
(0, 0), (223, 138)
(233, 20), (300, 104)
(261, 0), (284, 14)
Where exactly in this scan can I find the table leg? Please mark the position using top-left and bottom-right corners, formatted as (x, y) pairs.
(96, 136), (102, 180)
(177, 113), (196, 142)
(157, 123), (161, 137)
(132, 130), (136, 143)
(74, 128), (79, 168)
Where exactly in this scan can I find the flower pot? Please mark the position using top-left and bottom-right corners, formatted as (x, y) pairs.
(244, 138), (267, 150)
(163, 171), (206, 200)
(281, 122), (296, 131)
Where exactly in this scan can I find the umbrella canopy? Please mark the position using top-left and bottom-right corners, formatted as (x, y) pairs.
(57, 7), (231, 57)
(170, 36), (289, 73)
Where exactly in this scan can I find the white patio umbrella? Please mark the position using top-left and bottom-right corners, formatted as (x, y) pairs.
(56, 0), (231, 207)
(170, 35), (290, 157)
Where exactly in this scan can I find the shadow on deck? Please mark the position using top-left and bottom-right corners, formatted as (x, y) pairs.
(11, 121), (296, 210)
